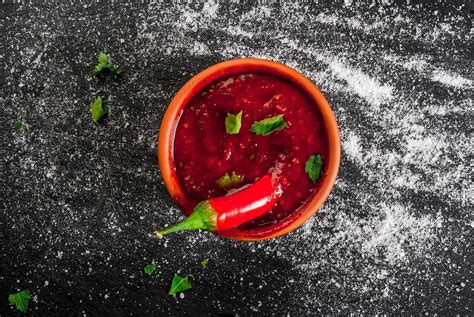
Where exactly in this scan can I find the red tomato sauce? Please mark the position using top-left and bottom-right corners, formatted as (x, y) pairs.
(173, 73), (328, 228)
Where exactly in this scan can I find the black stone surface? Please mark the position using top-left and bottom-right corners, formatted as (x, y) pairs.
(1, 2), (472, 316)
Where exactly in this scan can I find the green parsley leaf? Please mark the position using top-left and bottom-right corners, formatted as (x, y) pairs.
(14, 121), (23, 129)
(200, 259), (209, 268)
(250, 114), (287, 136)
(89, 96), (108, 123)
(168, 274), (192, 296)
(225, 111), (242, 134)
(94, 64), (106, 75)
(305, 154), (323, 182)
(98, 52), (109, 64)
(215, 172), (245, 191)
(93, 52), (121, 77)
(8, 289), (30, 313)
(144, 263), (157, 276)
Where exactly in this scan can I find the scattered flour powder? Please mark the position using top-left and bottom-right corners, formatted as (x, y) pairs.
(3, 1), (472, 314)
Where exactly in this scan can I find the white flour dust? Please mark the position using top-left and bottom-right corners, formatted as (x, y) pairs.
(3, 1), (472, 314)
(134, 2), (472, 309)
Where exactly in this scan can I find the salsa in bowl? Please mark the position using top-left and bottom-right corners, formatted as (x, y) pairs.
(158, 58), (340, 241)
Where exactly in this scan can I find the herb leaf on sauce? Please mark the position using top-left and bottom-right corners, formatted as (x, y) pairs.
(8, 289), (30, 313)
(144, 263), (157, 276)
(168, 274), (192, 296)
(305, 154), (323, 182)
(93, 52), (121, 77)
(250, 114), (287, 136)
(225, 111), (242, 134)
(200, 258), (209, 268)
(90, 96), (108, 123)
(215, 172), (245, 191)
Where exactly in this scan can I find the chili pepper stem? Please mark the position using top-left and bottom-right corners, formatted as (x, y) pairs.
(155, 201), (217, 238)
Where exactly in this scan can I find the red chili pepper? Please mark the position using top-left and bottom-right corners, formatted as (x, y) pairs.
(155, 174), (281, 237)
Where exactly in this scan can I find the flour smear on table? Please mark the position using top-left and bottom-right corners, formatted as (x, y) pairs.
(135, 1), (472, 309)
(3, 1), (472, 314)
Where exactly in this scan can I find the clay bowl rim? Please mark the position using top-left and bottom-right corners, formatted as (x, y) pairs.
(158, 58), (340, 241)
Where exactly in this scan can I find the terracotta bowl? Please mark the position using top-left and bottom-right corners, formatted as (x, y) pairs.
(158, 58), (340, 241)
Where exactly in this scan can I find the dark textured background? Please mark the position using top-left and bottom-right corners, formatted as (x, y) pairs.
(1, 1), (473, 316)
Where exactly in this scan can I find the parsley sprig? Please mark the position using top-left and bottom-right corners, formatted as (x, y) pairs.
(9, 289), (30, 313)
(215, 172), (245, 191)
(93, 52), (121, 77)
(250, 114), (287, 136)
(305, 154), (323, 182)
(168, 274), (192, 296)
(144, 263), (157, 276)
(200, 259), (209, 268)
(90, 96), (108, 123)
(225, 111), (242, 134)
